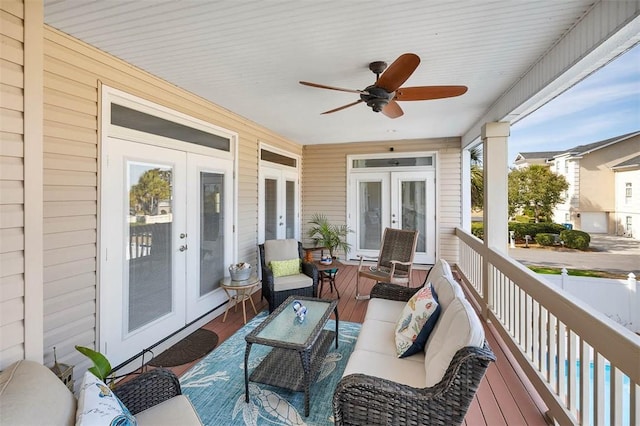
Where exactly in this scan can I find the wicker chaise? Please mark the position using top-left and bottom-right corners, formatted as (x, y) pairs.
(333, 262), (496, 426)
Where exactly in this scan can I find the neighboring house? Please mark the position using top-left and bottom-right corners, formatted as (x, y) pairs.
(549, 131), (640, 235)
(512, 150), (562, 169)
(613, 154), (640, 239)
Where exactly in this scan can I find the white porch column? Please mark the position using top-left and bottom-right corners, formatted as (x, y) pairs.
(480, 122), (510, 319)
(482, 122), (510, 253)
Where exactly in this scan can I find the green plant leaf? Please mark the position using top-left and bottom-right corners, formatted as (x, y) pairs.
(75, 345), (112, 381)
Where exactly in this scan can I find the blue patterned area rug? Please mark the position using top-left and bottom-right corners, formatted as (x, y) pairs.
(180, 311), (360, 426)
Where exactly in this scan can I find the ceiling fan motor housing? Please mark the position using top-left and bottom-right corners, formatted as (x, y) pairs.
(361, 85), (394, 112)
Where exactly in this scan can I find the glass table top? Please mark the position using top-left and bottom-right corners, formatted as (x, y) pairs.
(254, 298), (334, 346)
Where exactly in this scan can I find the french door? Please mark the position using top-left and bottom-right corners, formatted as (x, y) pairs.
(260, 165), (298, 241)
(348, 171), (435, 264)
(101, 138), (233, 366)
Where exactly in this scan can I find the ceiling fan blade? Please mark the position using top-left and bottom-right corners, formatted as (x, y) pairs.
(381, 100), (403, 118)
(376, 53), (420, 92)
(299, 81), (368, 95)
(321, 100), (363, 115)
(395, 85), (468, 101)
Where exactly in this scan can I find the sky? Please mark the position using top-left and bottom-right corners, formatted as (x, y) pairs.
(508, 43), (640, 164)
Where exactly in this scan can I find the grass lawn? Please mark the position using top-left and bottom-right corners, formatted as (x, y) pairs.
(527, 265), (627, 279)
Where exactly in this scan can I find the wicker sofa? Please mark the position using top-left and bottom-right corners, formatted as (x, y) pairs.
(333, 259), (496, 426)
(0, 360), (202, 425)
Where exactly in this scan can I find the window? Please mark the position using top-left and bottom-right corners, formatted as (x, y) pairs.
(565, 213), (570, 222)
(626, 182), (632, 203)
(626, 216), (632, 234)
(564, 161), (569, 174)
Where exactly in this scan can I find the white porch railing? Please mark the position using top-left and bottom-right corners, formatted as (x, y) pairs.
(455, 227), (640, 426)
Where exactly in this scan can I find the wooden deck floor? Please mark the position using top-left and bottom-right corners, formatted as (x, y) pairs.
(168, 264), (550, 426)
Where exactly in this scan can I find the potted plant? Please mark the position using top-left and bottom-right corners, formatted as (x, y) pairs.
(306, 213), (353, 259)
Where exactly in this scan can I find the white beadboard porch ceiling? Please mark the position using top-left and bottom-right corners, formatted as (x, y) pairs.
(42, 1), (632, 145)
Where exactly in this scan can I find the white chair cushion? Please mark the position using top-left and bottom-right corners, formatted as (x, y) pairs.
(343, 350), (426, 388)
(135, 395), (202, 426)
(364, 298), (406, 324)
(431, 274), (464, 311)
(264, 239), (299, 265)
(423, 297), (485, 387)
(273, 273), (313, 292)
(354, 319), (424, 363)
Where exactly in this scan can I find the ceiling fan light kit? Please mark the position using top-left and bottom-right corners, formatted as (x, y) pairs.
(299, 53), (468, 119)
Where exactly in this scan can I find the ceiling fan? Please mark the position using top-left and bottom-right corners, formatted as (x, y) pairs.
(299, 53), (467, 119)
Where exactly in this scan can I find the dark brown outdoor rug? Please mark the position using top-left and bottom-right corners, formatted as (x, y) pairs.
(148, 329), (219, 367)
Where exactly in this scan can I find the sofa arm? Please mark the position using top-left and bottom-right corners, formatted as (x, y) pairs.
(333, 343), (496, 426)
(370, 282), (420, 302)
(113, 368), (181, 415)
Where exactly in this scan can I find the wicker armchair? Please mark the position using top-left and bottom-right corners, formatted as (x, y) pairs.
(113, 368), (182, 415)
(259, 239), (319, 312)
(356, 227), (419, 300)
(333, 282), (496, 426)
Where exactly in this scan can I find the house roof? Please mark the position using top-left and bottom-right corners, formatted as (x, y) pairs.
(514, 151), (563, 161)
(612, 154), (640, 170)
(42, 1), (640, 147)
(554, 130), (640, 158)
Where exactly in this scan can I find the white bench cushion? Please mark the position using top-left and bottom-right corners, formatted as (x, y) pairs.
(423, 297), (485, 387)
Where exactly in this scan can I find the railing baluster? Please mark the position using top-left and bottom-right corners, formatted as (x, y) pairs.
(579, 339), (591, 425)
(568, 329), (577, 416)
(594, 352), (605, 425)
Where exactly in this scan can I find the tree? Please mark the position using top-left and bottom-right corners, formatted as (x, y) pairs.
(508, 165), (568, 222)
(470, 146), (483, 210)
(129, 168), (171, 215)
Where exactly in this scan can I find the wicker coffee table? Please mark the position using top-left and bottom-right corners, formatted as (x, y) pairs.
(244, 296), (339, 417)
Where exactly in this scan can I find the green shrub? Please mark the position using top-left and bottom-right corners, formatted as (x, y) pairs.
(535, 233), (558, 246)
(509, 222), (565, 241)
(559, 229), (590, 250)
(471, 222), (484, 239)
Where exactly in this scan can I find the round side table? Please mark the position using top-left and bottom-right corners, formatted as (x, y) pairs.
(220, 274), (260, 324)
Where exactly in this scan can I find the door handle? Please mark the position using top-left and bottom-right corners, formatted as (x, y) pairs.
(179, 245), (188, 252)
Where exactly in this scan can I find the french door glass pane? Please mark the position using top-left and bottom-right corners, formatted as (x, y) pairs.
(401, 180), (426, 252)
(200, 172), (224, 297)
(285, 180), (295, 239)
(265, 179), (277, 240)
(359, 181), (382, 250)
(127, 163), (173, 332)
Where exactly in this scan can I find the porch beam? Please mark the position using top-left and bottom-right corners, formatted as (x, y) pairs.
(462, 1), (640, 148)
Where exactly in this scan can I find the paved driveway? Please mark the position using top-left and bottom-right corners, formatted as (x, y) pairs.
(509, 234), (640, 276)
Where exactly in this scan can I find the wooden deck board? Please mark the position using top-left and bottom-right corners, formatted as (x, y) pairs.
(163, 264), (549, 426)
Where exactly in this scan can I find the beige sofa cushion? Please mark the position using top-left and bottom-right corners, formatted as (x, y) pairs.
(354, 319), (424, 363)
(364, 298), (405, 323)
(423, 297), (485, 387)
(343, 349), (426, 388)
(0, 360), (76, 426)
(264, 239), (299, 265)
(431, 274), (464, 310)
(426, 258), (454, 282)
(135, 395), (202, 426)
